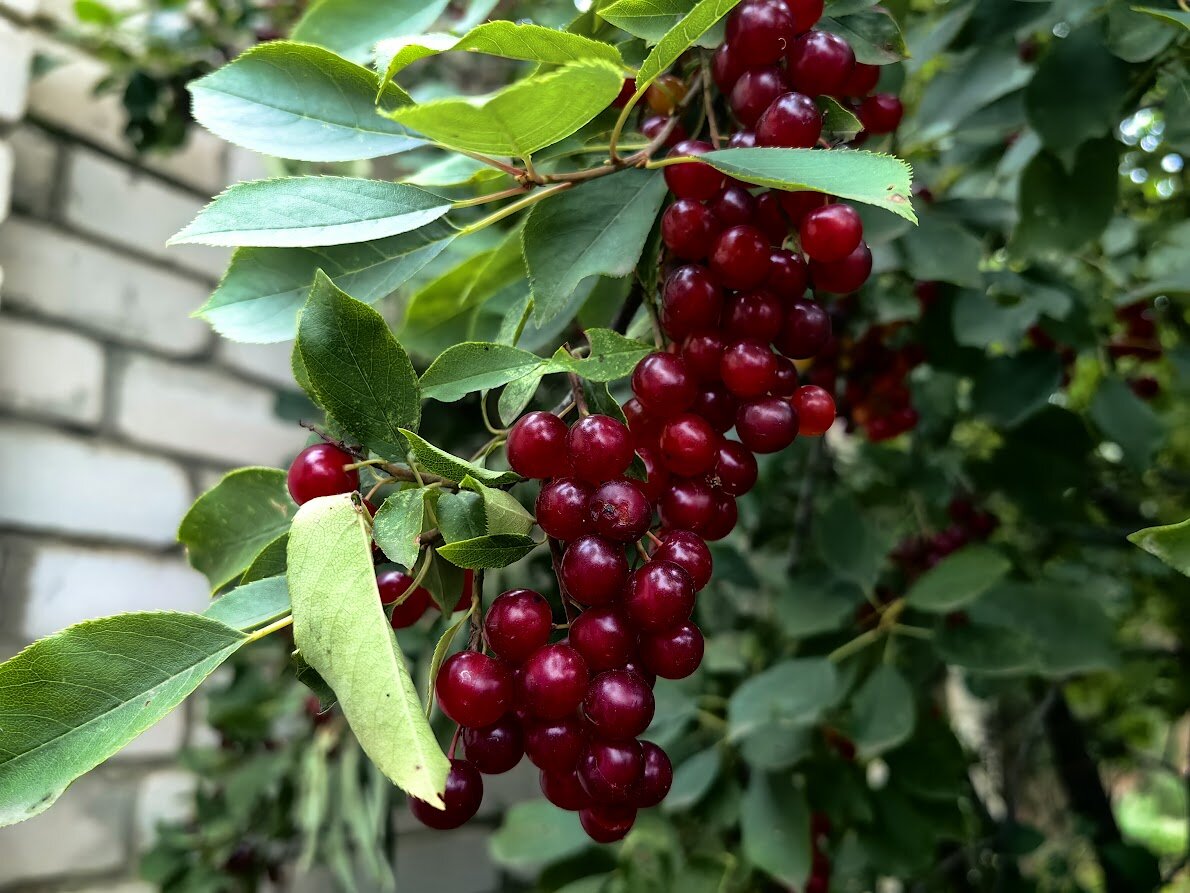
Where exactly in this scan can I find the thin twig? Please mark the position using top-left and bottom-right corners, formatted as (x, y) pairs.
(788, 437), (828, 571)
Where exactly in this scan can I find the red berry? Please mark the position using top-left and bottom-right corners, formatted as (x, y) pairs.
(636, 742), (674, 807)
(841, 61), (880, 96)
(484, 589), (553, 664)
(570, 607), (636, 672)
(691, 384), (739, 434)
(641, 114), (687, 147)
(287, 443), (359, 505)
(777, 299), (832, 358)
(772, 355), (799, 396)
(379, 569), (432, 628)
(659, 478), (716, 532)
(857, 93), (903, 134)
(409, 759), (483, 830)
(651, 530), (713, 590)
(659, 413), (720, 477)
(540, 768), (593, 810)
(536, 477), (594, 541)
(727, 0), (796, 65)
(701, 491), (738, 541)
(507, 411), (570, 479)
(756, 91), (823, 148)
(436, 652), (513, 728)
(709, 185), (757, 228)
(639, 621), (704, 679)
(728, 129), (758, 148)
(725, 289), (783, 343)
(662, 265), (725, 339)
(661, 198), (722, 260)
(681, 332), (727, 383)
(730, 67), (789, 128)
(623, 560), (695, 631)
(793, 385), (836, 435)
(588, 479), (652, 543)
(463, 718), (523, 774)
(612, 78), (636, 108)
(637, 445), (670, 503)
(578, 740), (645, 803)
(624, 397), (657, 444)
(712, 43), (745, 93)
(584, 669), (656, 740)
(622, 658), (657, 688)
(561, 536), (628, 606)
(663, 140), (723, 200)
(721, 340), (778, 398)
(787, 0), (824, 32)
(737, 397), (799, 453)
(754, 191), (790, 244)
(778, 189), (829, 225)
(809, 240), (872, 293)
(787, 31), (855, 97)
(712, 439), (758, 496)
(519, 643), (589, 719)
(710, 225), (772, 290)
(568, 415), (634, 483)
(524, 717), (586, 772)
(632, 352), (697, 417)
(800, 203), (863, 263)
(580, 805), (637, 842)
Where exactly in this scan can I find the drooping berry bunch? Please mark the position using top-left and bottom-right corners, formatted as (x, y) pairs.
(891, 496), (999, 579)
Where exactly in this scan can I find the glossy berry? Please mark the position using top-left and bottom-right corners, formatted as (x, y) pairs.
(484, 588), (553, 664)
(737, 397), (799, 453)
(636, 742), (674, 807)
(710, 225), (772, 290)
(787, 31), (855, 97)
(659, 413), (719, 476)
(519, 643), (589, 719)
(636, 446), (670, 503)
(536, 477), (594, 541)
(639, 621), (705, 679)
(287, 443), (359, 505)
(652, 530), (713, 590)
(568, 415), (634, 483)
(622, 658), (657, 688)
(754, 191), (790, 245)
(793, 385), (836, 435)
(691, 385), (738, 434)
(641, 114), (688, 147)
(772, 355), (799, 397)
(507, 411), (570, 479)
(623, 560), (695, 631)
(589, 479), (653, 543)
(709, 185), (757, 227)
(663, 140), (723, 200)
(661, 198), (722, 260)
(611, 78), (636, 109)
(659, 478), (716, 532)
(778, 189), (829, 225)
(701, 492), (738, 541)
(662, 265), (725, 339)
(561, 536), (628, 606)
(578, 740), (645, 803)
(623, 397), (657, 444)
(721, 340), (778, 398)
(681, 332), (727, 384)
(463, 718), (523, 774)
(728, 129), (758, 148)
(730, 67), (790, 128)
(787, 0), (825, 32)
(632, 352), (696, 417)
(524, 717), (586, 773)
(756, 91), (822, 148)
(841, 61), (880, 96)
(540, 768), (592, 810)
(409, 759), (483, 830)
(725, 289), (783, 343)
(570, 607), (636, 672)
(584, 669), (656, 740)
(857, 93), (903, 134)
(712, 43), (745, 93)
(712, 440), (759, 496)
(727, 0), (796, 65)
(810, 240), (872, 293)
(777, 299), (832, 358)
(436, 651), (512, 728)
(580, 805), (637, 842)
(800, 203), (863, 263)
(379, 569), (432, 628)
(645, 74), (687, 115)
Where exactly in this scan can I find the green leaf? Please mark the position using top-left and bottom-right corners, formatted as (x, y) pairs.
(436, 490), (487, 544)
(524, 168), (669, 326)
(197, 222), (455, 344)
(741, 773), (812, 887)
(178, 467), (297, 593)
(1129, 517), (1190, 576)
(700, 148), (917, 222)
(373, 488), (429, 568)
(296, 272), (421, 459)
(819, 96), (864, 142)
(909, 44), (1032, 145)
(291, 0), (450, 62)
(386, 59), (624, 157)
(73, 0), (117, 25)
(1012, 140), (1119, 257)
(905, 545), (1012, 613)
(728, 657), (838, 741)
(1132, 6), (1190, 28)
(425, 603), (473, 713)
(460, 476), (535, 536)
(599, 0), (703, 44)
(663, 747), (721, 813)
(0, 612), (247, 826)
(170, 178), (452, 248)
(436, 534), (538, 569)
(1106, 5), (1176, 62)
(1090, 377), (1163, 474)
(776, 576), (862, 638)
(820, 8), (908, 64)
(849, 665), (914, 758)
(189, 42), (420, 163)
(498, 368), (547, 425)
(419, 343), (545, 402)
(203, 576), (291, 631)
(241, 533), (289, 584)
(288, 494), (449, 803)
(401, 430), (521, 486)
(901, 213), (984, 287)
(971, 352), (1063, 429)
(420, 552), (467, 615)
(635, 0), (743, 90)
(933, 623), (1036, 676)
(814, 495), (891, 591)
(490, 800), (589, 870)
(551, 328), (656, 382)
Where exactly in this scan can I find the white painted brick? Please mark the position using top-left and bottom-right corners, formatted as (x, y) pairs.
(0, 139), (12, 225)
(115, 353), (305, 466)
(135, 768), (196, 851)
(60, 883), (156, 893)
(9, 124), (59, 216)
(0, 216), (212, 356)
(395, 828), (499, 893)
(62, 147), (230, 280)
(217, 338), (298, 390)
(0, 770), (133, 885)
(16, 541), (210, 640)
(0, 316), (105, 424)
(0, 19), (32, 123)
(0, 421), (193, 546)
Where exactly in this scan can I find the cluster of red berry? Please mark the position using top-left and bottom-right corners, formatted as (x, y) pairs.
(892, 497), (999, 579)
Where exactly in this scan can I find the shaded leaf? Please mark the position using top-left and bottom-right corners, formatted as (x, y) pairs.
(850, 665), (915, 757)
(401, 430), (521, 486)
(741, 773), (811, 886)
(203, 576), (291, 631)
(436, 534), (539, 569)
(292, 0), (450, 62)
(373, 488), (429, 568)
(460, 475), (535, 536)
(905, 545), (1012, 613)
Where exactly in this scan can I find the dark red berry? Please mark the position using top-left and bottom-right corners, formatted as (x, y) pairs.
(730, 66), (789, 127)
(681, 332), (727, 384)
(632, 352), (697, 417)
(484, 588), (553, 664)
(840, 61), (880, 96)
(287, 443), (358, 505)
(659, 478), (716, 532)
(754, 191), (789, 244)
(641, 114), (687, 147)
(712, 440), (758, 496)
(857, 93), (903, 134)
(787, 0), (824, 32)
(536, 477), (594, 541)
(519, 643), (590, 719)
(659, 413), (719, 476)
(727, 0), (796, 65)
(379, 569), (432, 628)
(651, 530), (712, 590)
(772, 355), (799, 397)
(778, 190), (829, 225)
(737, 397), (799, 453)
(701, 491), (738, 541)
(787, 31), (855, 97)
(409, 759), (483, 830)
(639, 621), (704, 679)
(436, 651), (512, 728)
(725, 289), (783, 343)
(622, 658), (657, 688)
(661, 199), (722, 260)
(809, 240), (872, 293)
(710, 225), (772, 290)
(507, 411), (570, 479)
(580, 805), (637, 842)
(662, 265), (725, 339)
(663, 140), (723, 200)
(561, 536), (629, 606)
(691, 384), (738, 434)
(524, 717), (586, 772)
(800, 203), (863, 263)
(578, 740), (645, 803)
(712, 43), (745, 93)
(756, 91), (822, 148)
(570, 607), (636, 672)
(588, 479), (652, 543)
(637, 445), (670, 503)
(777, 299), (832, 358)
(623, 560), (695, 631)
(463, 718), (523, 774)
(793, 385), (836, 435)
(709, 185), (757, 227)
(728, 129), (758, 148)
(568, 415), (634, 483)
(721, 340), (779, 398)
(636, 742), (673, 807)
(611, 78), (636, 108)
(540, 768), (592, 810)
(624, 397), (657, 444)
(584, 669), (656, 740)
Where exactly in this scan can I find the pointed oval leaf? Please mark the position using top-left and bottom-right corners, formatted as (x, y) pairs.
(819, 9), (908, 65)
(550, 328), (655, 382)
(419, 342), (545, 402)
(0, 612), (247, 827)
(1128, 516), (1190, 576)
(401, 429), (521, 486)
(436, 534), (538, 569)
(170, 177), (452, 248)
(727, 657), (838, 741)
(635, 0), (744, 91)
(288, 494), (450, 804)
(291, 0), (451, 62)
(662, 747), (721, 812)
(741, 773), (811, 886)
(490, 800), (589, 870)
(849, 664), (915, 758)
(203, 575), (291, 631)
(372, 487), (429, 569)
(905, 545), (1012, 613)
(599, 0), (709, 45)
(459, 475), (535, 536)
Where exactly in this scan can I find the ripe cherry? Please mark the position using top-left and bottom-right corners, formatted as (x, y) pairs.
(710, 225), (772, 290)
(661, 199), (722, 260)
(659, 478), (716, 532)
(622, 658), (657, 688)
(636, 742), (674, 807)
(737, 397), (799, 453)
(787, 0), (825, 32)
(463, 718), (524, 774)
(524, 716), (586, 772)
(857, 93), (904, 134)
(568, 415), (634, 483)
(725, 289), (783, 343)
(809, 240), (872, 293)
(721, 341), (779, 398)
(651, 530), (713, 590)
(536, 477), (594, 541)
(623, 560), (695, 631)
(541, 768), (593, 811)
(662, 265), (725, 339)
(709, 185), (757, 227)
(712, 43), (744, 93)
(701, 491), (738, 541)
(519, 643), (589, 719)
(379, 569), (432, 628)
(778, 189), (829, 225)
(712, 440), (758, 496)
(570, 607), (636, 672)
(841, 61), (880, 96)
(787, 31), (855, 97)
(681, 332), (727, 384)
(409, 759), (483, 830)
(772, 355), (799, 397)
(659, 413), (719, 476)
(793, 385), (836, 435)
(584, 669), (656, 740)
(580, 805), (637, 842)
(506, 411), (571, 479)
(663, 140), (723, 200)
(800, 203), (863, 263)
(561, 536), (628, 606)
(756, 91), (823, 148)
(589, 479), (652, 543)
(639, 621), (705, 679)
(578, 740), (645, 804)
(730, 67), (790, 127)
(777, 299), (832, 358)
(727, 0), (796, 65)
(632, 352), (697, 417)
(754, 191), (790, 245)
(436, 651), (513, 728)
(641, 114), (688, 147)
(484, 588), (553, 665)
(728, 129), (757, 148)
(287, 443), (359, 505)
(611, 78), (636, 108)
(691, 384), (739, 434)
(636, 446), (670, 503)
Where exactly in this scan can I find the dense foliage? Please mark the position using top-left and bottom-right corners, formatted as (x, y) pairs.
(4, 0), (1189, 891)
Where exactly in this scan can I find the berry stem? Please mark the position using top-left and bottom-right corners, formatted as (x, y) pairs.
(451, 185), (531, 208)
(468, 569), (484, 650)
(827, 627), (882, 663)
(455, 183), (575, 237)
(892, 623), (933, 640)
(449, 149), (525, 178)
(447, 724), (462, 760)
(700, 58), (724, 149)
(568, 371), (589, 417)
(244, 614), (294, 644)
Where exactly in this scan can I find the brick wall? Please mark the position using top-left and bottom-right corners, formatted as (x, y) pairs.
(0, 5), (531, 890)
